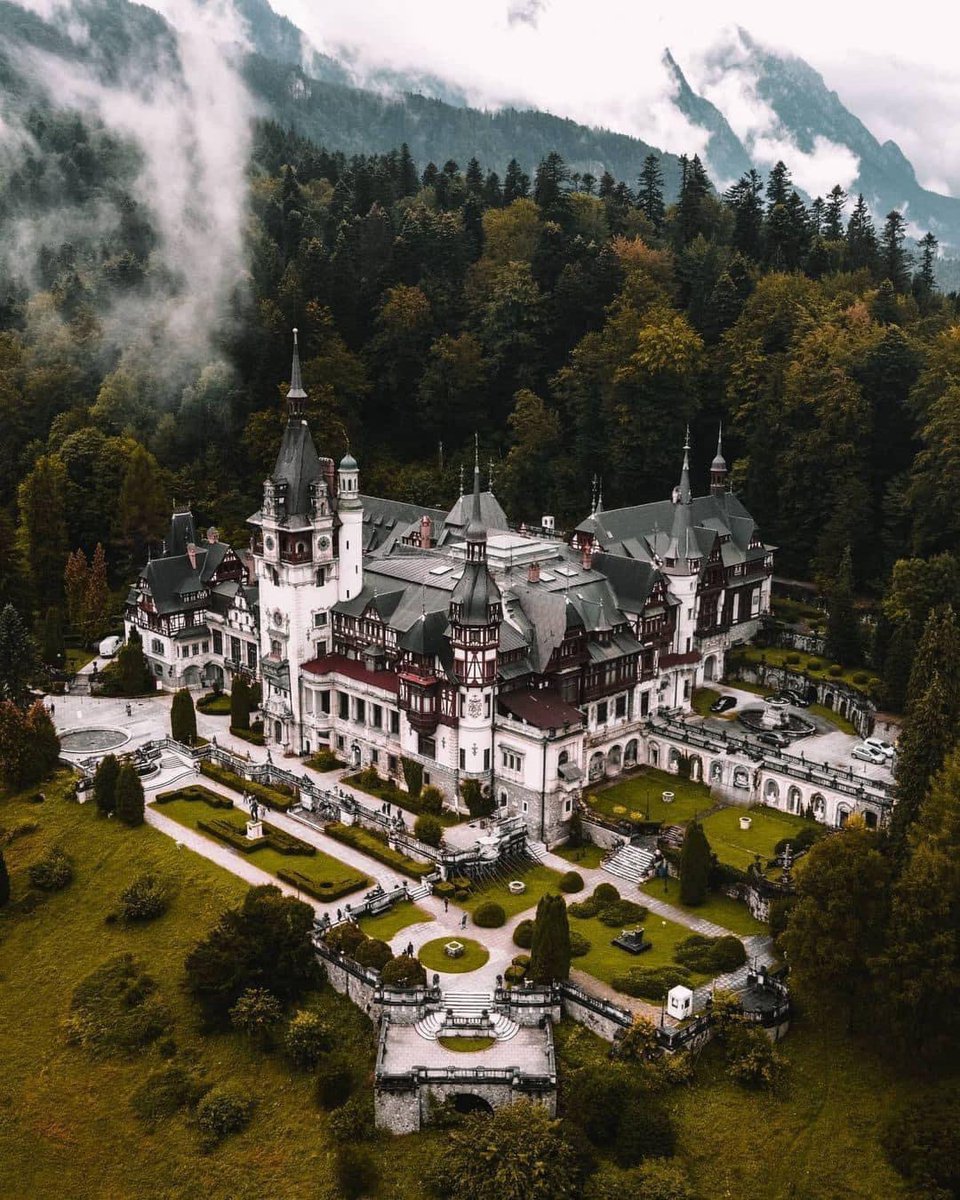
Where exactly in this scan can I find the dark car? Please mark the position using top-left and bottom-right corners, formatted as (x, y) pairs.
(757, 732), (789, 749)
(778, 689), (812, 708)
(710, 695), (737, 713)
(75, 776), (95, 794)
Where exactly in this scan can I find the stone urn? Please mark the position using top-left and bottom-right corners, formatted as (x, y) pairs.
(739, 815), (752, 831)
(662, 791), (675, 804)
(508, 880), (526, 895)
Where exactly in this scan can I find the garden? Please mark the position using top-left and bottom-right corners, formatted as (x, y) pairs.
(699, 805), (819, 873)
(154, 788), (369, 902)
(726, 645), (880, 700)
(586, 766), (717, 827)
(452, 863), (568, 921)
(357, 900), (433, 941)
(418, 936), (490, 974)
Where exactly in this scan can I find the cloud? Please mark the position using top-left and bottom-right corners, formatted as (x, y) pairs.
(2, 0), (255, 381)
(507, 0), (547, 28)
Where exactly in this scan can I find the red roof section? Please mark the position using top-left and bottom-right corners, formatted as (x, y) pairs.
(302, 653), (399, 694)
(500, 689), (584, 731)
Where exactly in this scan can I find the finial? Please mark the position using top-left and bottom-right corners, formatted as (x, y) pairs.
(459, 464), (464, 498)
(684, 424), (690, 451)
(488, 457), (495, 493)
(717, 420), (723, 457)
(287, 326), (306, 413)
(474, 431), (480, 475)
(596, 476), (603, 514)
(591, 474), (597, 514)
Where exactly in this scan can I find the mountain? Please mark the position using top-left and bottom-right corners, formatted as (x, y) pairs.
(662, 49), (752, 185)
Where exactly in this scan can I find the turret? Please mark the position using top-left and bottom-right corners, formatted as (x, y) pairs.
(337, 450), (363, 601)
(710, 424), (728, 497)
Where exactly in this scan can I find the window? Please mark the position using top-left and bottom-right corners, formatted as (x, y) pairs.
(424, 772), (431, 785)
(419, 734), (436, 759)
(502, 749), (523, 773)
(354, 699), (365, 724)
(459, 749), (466, 770)
(640, 691), (650, 717)
(247, 644), (257, 669)
(615, 694), (627, 718)
(320, 691), (330, 714)
(338, 693), (349, 720)
(388, 755), (398, 774)
(483, 748), (490, 771)
(336, 734), (345, 750)
(389, 710), (400, 735)
(314, 611), (327, 628)
(683, 680), (691, 700)
(564, 799), (572, 814)
(371, 704), (383, 729)
(270, 639), (282, 657)
(371, 749), (379, 765)
(192, 644), (200, 656)
(304, 690), (314, 714)
(151, 638), (163, 656)
(213, 629), (223, 655)
(202, 641), (209, 653)
(315, 568), (326, 587)
(499, 790), (508, 806)
(153, 663), (162, 676)
(596, 701), (608, 726)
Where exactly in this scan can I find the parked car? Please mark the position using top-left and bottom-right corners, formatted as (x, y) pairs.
(98, 634), (122, 658)
(710, 695), (737, 713)
(776, 688), (812, 707)
(851, 743), (886, 765)
(757, 732), (789, 749)
(863, 737), (896, 760)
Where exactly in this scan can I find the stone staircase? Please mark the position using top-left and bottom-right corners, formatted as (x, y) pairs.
(406, 882), (432, 902)
(415, 992), (520, 1042)
(525, 840), (546, 863)
(602, 843), (656, 883)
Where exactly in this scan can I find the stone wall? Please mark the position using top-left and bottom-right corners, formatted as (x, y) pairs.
(558, 985), (632, 1042)
(374, 1085), (421, 1135)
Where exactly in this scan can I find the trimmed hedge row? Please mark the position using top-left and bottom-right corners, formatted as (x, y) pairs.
(196, 816), (316, 857)
(324, 822), (430, 880)
(196, 693), (231, 715)
(276, 867), (367, 903)
(231, 723), (265, 747)
(154, 785), (233, 810)
(199, 761), (296, 811)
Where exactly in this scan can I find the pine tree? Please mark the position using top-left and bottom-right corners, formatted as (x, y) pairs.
(846, 195), (878, 272)
(870, 279), (900, 325)
(891, 676), (955, 862)
(912, 231), (938, 312)
(0, 604), (38, 705)
(230, 675), (251, 731)
(94, 753), (120, 816)
(533, 152), (569, 215)
(529, 894), (572, 984)
(765, 161), (792, 209)
(637, 153), (665, 232)
(679, 820), (711, 905)
(26, 700), (60, 781)
(397, 142), (418, 196)
(83, 543), (108, 642)
(64, 548), (89, 634)
(503, 158), (529, 203)
(17, 452), (69, 608)
(879, 210), (912, 293)
(482, 170), (503, 208)
(117, 444), (166, 562)
(0, 847), (9, 908)
(674, 154), (713, 247)
(823, 185), (847, 241)
(725, 170), (764, 260)
(41, 606), (63, 667)
(116, 629), (152, 696)
(906, 605), (960, 719)
(171, 688), (197, 744)
(825, 546), (861, 664)
(465, 156), (484, 195)
(115, 762), (145, 827)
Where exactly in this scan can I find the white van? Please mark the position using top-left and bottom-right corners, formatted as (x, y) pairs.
(99, 635), (122, 658)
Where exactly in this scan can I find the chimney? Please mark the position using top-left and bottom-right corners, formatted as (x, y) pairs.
(528, 560), (541, 583)
(206, 526), (219, 544)
(186, 543), (197, 569)
(419, 514), (432, 549)
(581, 543), (593, 570)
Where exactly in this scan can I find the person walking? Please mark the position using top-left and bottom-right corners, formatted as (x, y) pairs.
(443, 898), (449, 913)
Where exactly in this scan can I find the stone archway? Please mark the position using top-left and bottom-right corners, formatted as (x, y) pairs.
(824, 692), (834, 710)
(837, 805), (851, 828)
(710, 760), (723, 784)
(703, 654), (717, 682)
(811, 792), (826, 818)
(648, 742), (660, 768)
(763, 778), (780, 804)
(624, 739), (638, 768)
(788, 785), (803, 814)
(589, 751), (605, 782)
(733, 766), (750, 789)
(668, 747), (682, 775)
(183, 665), (201, 689)
(689, 755), (703, 783)
(451, 1094), (494, 1116)
(838, 697), (848, 718)
(274, 720), (284, 744)
(606, 745), (623, 774)
(351, 742), (361, 768)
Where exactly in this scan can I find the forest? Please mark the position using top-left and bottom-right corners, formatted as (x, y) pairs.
(2, 112), (960, 713)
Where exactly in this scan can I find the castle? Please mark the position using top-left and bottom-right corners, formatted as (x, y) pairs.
(126, 332), (774, 845)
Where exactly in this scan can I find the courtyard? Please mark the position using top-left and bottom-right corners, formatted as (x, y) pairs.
(585, 766), (716, 826)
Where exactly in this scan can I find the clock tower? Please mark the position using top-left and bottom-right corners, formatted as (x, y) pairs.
(449, 450), (501, 785)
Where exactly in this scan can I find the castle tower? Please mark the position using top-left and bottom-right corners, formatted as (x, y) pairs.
(710, 424), (728, 497)
(449, 447), (501, 783)
(337, 450), (363, 602)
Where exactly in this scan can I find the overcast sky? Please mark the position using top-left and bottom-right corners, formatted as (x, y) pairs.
(269, 0), (960, 197)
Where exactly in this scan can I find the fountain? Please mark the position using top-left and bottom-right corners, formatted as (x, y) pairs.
(737, 704), (816, 740)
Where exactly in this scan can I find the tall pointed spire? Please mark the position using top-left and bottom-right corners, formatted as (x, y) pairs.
(710, 421), (728, 497)
(287, 326), (307, 418)
(677, 426), (692, 505)
(467, 433), (483, 540)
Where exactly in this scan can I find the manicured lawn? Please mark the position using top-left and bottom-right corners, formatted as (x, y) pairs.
(438, 1035), (495, 1052)
(587, 767), (717, 827)
(553, 841), (605, 869)
(458, 863), (567, 920)
(358, 900), (433, 941)
(568, 910), (711, 991)
(65, 646), (95, 672)
(196, 692), (232, 715)
(418, 936), (490, 974)
(154, 794), (369, 900)
(692, 686), (722, 717)
(729, 645), (880, 699)
(341, 772), (464, 826)
(639, 881), (767, 936)
(700, 805), (819, 871)
(0, 772), (375, 1200)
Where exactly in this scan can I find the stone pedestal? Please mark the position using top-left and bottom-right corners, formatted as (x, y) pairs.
(245, 820), (264, 840)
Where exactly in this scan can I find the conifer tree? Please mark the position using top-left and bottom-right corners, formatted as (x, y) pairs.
(879, 210), (911, 293)
(115, 761), (145, 827)
(912, 231), (938, 312)
(825, 546), (861, 664)
(725, 170), (764, 260)
(397, 142), (418, 196)
(0, 604), (37, 705)
(0, 847), (9, 908)
(679, 820), (711, 905)
(637, 153), (665, 232)
(846, 194), (878, 271)
(823, 184), (847, 240)
(116, 629), (152, 696)
(529, 894), (572, 984)
(84, 543), (109, 642)
(41, 606), (63, 667)
(64, 548), (89, 634)
(94, 753), (120, 816)
(171, 688), (197, 744)
(230, 675), (251, 731)
(17, 453), (68, 608)
(503, 158), (529, 203)
(674, 154), (713, 247)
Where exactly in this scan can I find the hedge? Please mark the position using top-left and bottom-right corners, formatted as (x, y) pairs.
(612, 965), (693, 1001)
(559, 871), (584, 894)
(154, 785), (233, 809)
(199, 761), (296, 811)
(473, 901), (506, 928)
(276, 867), (367, 903)
(196, 693), (231, 715)
(196, 817), (316, 857)
(324, 822), (430, 880)
(231, 723), (265, 747)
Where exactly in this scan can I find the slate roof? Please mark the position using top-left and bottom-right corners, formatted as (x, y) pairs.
(140, 541), (233, 614)
(271, 419), (322, 519)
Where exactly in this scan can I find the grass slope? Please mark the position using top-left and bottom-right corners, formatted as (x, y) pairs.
(639, 880), (766, 936)
(700, 805), (818, 871)
(459, 864), (567, 920)
(569, 911), (711, 991)
(587, 767), (717, 826)
(0, 773), (371, 1200)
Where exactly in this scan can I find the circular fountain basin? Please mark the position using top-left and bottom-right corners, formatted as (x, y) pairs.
(60, 727), (130, 754)
(737, 707), (816, 740)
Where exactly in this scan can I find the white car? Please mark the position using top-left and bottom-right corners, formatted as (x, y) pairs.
(863, 737), (896, 760)
(851, 743), (886, 765)
(98, 635), (122, 658)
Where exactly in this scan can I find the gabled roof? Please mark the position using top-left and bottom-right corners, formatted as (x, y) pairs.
(441, 489), (509, 538)
(271, 419), (322, 519)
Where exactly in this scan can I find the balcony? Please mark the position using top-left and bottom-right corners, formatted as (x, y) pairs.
(281, 547), (313, 564)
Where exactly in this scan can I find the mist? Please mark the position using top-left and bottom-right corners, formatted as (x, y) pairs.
(0, 0), (256, 386)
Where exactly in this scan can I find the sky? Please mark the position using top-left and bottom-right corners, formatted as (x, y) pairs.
(269, 0), (960, 197)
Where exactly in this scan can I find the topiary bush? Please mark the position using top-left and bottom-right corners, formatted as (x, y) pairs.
(592, 882), (620, 906)
(569, 931), (592, 957)
(511, 954), (531, 969)
(612, 965), (692, 1001)
(807, 660), (822, 671)
(674, 933), (746, 973)
(596, 899), (647, 927)
(432, 880), (456, 901)
(28, 847), (73, 891)
(414, 813), (443, 847)
(568, 897), (601, 919)
(503, 964), (526, 985)
(353, 938), (394, 971)
(419, 785), (444, 815)
(828, 663), (843, 677)
(195, 1086), (253, 1145)
(119, 872), (168, 922)
(785, 652), (800, 665)
(513, 918), (535, 949)
(559, 870), (584, 893)
(380, 954), (426, 988)
(473, 901), (506, 928)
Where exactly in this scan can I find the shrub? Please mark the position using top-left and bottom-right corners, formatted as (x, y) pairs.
(852, 670), (869, 684)
(613, 1097), (676, 1166)
(567, 808), (584, 847)
(380, 954), (427, 988)
(170, 688), (197, 744)
(569, 931), (591, 957)
(334, 1145), (378, 1200)
(131, 1063), (206, 1126)
(679, 820), (711, 905)
(513, 918), (535, 949)
(323, 922), (367, 955)
(65, 953), (170, 1054)
(229, 987), (283, 1044)
(195, 1086), (253, 1145)
(592, 882), (620, 906)
(284, 1010), (333, 1069)
(419, 784), (444, 814)
(473, 901), (507, 928)
(28, 847), (73, 891)
(883, 1084), (960, 1198)
(120, 872), (169, 922)
(807, 659), (822, 671)
(769, 896), (797, 940)
(784, 652), (800, 665)
(726, 1025), (785, 1089)
(828, 663), (843, 677)
(559, 870), (584, 893)
(197, 691), (231, 714)
(308, 748), (343, 772)
(674, 933), (746, 973)
(504, 964), (526, 984)
(529, 893), (572, 983)
(199, 761), (295, 810)
(324, 822), (429, 879)
(315, 1054), (356, 1109)
(568, 898), (601, 919)
(328, 1090), (375, 1143)
(433, 880), (456, 901)
(231, 723), (265, 746)
(115, 762), (145, 827)
(357, 765), (381, 790)
(400, 756), (423, 799)
(230, 676), (251, 731)
(584, 1161), (696, 1200)
(414, 813), (443, 847)
(93, 754), (120, 815)
(612, 965), (692, 1001)
(596, 899), (648, 927)
(353, 937), (394, 971)
(461, 777), (494, 819)
(512, 954), (531, 968)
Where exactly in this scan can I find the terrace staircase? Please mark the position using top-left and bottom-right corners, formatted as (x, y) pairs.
(406, 882), (432, 902)
(602, 843), (656, 884)
(414, 992), (520, 1042)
